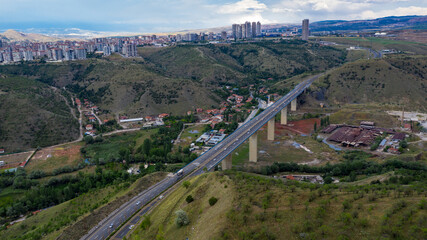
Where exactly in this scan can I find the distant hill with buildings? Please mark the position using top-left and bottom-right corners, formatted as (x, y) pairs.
(0, 40), (346, 118)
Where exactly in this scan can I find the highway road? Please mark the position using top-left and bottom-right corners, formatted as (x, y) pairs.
(81, 74), (321, 240)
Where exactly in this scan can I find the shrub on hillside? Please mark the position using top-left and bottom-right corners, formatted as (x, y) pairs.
(186, 195), (194, 203)
(209, 197), (218, 206)
(175, 209), (189, 227)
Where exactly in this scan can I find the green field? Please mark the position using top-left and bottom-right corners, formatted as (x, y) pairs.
(174, 124), (206, 150)
(84, 129), (157, 163)
(329, 104), (400, 128)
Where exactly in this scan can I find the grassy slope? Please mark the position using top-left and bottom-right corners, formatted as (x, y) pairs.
(140, 41), (346, 85)
(130, 173), (234, 240)
(0, 75), (79, 153)
(0, 172), (166, 240)
(309, 56), (427, 111)
(131, 172), (427, 240)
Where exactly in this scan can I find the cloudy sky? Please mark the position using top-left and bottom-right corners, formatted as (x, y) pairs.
(0, 0), (426, 33)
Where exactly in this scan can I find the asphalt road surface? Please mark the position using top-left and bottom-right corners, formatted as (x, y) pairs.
(81, 74), (321, 240)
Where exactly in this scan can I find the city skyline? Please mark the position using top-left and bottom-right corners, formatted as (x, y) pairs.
(0, 0), (426, 33)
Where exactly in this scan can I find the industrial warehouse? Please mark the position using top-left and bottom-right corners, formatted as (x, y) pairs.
(322, 122), (398, 148)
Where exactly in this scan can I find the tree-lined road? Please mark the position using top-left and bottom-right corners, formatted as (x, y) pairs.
(81, 74), (321, 240)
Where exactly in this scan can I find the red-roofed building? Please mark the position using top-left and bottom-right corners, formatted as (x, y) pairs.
(403, 123), (411, 130)
(0, 149), (4, 154)
(145, 116), (155, 121)
(86, 124), (93, 130)
(158, 113), (169, 118)
(196, 108), (203, 113)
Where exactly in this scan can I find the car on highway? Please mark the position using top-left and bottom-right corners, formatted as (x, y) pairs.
(129, 225), (134, 230)
(159, 195), (164, 200)
(109, 223), (114, 228)
(136, 201), (140, 205)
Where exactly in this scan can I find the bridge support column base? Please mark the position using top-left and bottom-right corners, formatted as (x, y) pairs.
(249, 132), (258, 162)
(291, 99), (297, 111)
(281, 108), (287, 125)
(267, 118), (275, 141)
(222, 154), (232, 170)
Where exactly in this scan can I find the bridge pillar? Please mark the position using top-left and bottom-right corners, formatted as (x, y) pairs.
(267, 118), (275, 141)
(221, 154), (232, 170)
(281, 107), (287, 125)
(291, 99), (297, 111)
(249, 132), (258, 162)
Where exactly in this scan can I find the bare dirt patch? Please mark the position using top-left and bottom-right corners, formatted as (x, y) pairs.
(281, 118), (320, 135)
(25, 143), (82, 172)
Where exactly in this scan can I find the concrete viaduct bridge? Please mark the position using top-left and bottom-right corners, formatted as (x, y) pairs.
(212, 74), (321, 170)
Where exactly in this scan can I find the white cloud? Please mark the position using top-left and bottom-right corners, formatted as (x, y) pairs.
(272, 7), (302, 13)
(274, 0), (371, 12)
(217, 0), (268, 14)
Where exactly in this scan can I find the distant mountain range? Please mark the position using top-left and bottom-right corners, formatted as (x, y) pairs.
(309, 15), (427, 32)
(0, 15), (426, 42)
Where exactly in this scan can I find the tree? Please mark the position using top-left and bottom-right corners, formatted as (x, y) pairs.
(143, 139), (152, 156)
(186, 195), (194, 203)
(209, 197), (218, 206)
(84, 135), (94, 144)
(175, 209), (189, 227)
(182, 181), (190, 189)
(140, 215), (151, 230)
(324, 176), (333, 184)
(399, 140), (408, 148)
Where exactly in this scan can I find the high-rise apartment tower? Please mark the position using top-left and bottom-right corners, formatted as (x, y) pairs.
(302, 19), (309, 41)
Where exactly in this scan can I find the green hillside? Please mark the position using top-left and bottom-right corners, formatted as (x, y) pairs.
(139, 41), (346, 84)
(301, 55), (427, 111)
(0, 75), (79, 152)
(130, 171), (427, 240)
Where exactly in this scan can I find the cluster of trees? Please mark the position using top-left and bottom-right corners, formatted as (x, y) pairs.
(82, 120), (198, 166)
(93, 120), (122, 134)
(259, 151), (427, 184)
(203, 121), (239, 135)
(0, 166), (133, 219)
